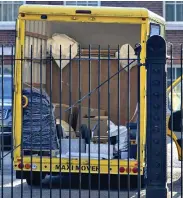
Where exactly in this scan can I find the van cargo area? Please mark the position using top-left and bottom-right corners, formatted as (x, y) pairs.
(20, 20), (140, 161)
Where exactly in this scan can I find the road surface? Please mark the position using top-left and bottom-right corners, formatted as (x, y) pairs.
(0, 137), (182, 198)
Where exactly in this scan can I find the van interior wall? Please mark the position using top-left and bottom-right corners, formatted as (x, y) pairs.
(48, 22), (141, 49)
(46, 59), (138, 125)
(23, 20), (48, 88)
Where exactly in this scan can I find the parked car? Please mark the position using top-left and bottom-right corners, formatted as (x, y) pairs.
(0, 74), (13, 149)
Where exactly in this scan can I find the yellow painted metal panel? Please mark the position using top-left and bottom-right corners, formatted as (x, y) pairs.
(20, 15), (145, 24)
(140, 23), (148, 163)
(18, 5), (165, 24)
(14, 18), (25, 158)
(14, 157), (143, 175)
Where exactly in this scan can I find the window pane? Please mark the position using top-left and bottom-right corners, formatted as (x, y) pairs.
(0, 4), (2, 21)
(13, 3), (22, 21)
(176, 1), (183, 4)
(166, 4), (175, 21)
(65, 1), (77, 5)
(176, 68), (183, 78)
(77, 1), (88, 6)
(65, 1), (98, 6)
(0, 1), (23, 21)
(3, 3), (12, 21)
(0, 76), (12, 99)
(88, 1), (99, 6)
(176, 4), (183, 21)
(167, 80), (172, 87)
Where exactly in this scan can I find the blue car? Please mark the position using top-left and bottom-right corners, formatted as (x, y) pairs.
(0, 74), (13, 149)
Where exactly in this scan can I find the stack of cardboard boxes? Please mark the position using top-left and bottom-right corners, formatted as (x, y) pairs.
(53, 103), (109, 143)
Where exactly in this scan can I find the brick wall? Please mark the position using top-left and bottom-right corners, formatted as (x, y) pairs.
(0, 31), (15, 46)
(101, 1), (163, 16)
(166, 30), (183, 59)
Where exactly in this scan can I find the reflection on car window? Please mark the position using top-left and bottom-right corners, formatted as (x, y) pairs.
(0, 76), (12, 99)
(168, 81), (182, 112)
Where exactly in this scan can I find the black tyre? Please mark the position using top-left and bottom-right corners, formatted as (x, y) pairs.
(26, 172), (46, 186)
(79, 124), (91, 144)
(56, 124), (63, 139)
(129, 174), (146, 189)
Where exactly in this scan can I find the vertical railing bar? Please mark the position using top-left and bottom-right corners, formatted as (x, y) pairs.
(1, 45), (4, 198)
(107, 45), (111, 198)
(59, 45), (62, 198)
(127, 44), (130, 198)
(69, 45), (72, 198)
(30, 45), (33, 198)
(137, 50), (141, 198)
(40, 44), (43, 198)
(97, 45), (101, 198)
(146, 36), (167, 198)
(20, 45), (24, 198)
(88, 44), (91, 198)
(181, 43), (183, 198)
(49, 45), (53, 198)
(117, 45), (120, 198)
(31, 21), (35, 198)
(11, 45), (14, 198)
(170, 44), (173, 198)
(78, 44), (82, 198)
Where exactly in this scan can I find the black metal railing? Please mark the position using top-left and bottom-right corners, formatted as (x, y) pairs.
(0, 35), (181, 198)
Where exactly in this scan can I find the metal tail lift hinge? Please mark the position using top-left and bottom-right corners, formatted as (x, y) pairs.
(139, 63), (145, 67)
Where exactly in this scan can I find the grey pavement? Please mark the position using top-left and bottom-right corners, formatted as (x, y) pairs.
(0, 137), (182, 198)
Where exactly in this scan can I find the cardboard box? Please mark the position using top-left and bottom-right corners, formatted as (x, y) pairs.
(53, 103), (69, 122)
(76, 107), (106, 131)
(78, 106), (106, 118)
(92, 136), (108, 144)
(53, 103), (78, 129)
(56, 119), (76, 139)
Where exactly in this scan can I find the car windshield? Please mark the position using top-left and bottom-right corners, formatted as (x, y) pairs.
(0, 76), (12, 99)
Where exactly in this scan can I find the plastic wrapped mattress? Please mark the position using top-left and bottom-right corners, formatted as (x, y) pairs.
(22, 88), (58, 150)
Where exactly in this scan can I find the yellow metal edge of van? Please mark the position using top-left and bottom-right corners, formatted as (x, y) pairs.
(18, 4), (165, 25)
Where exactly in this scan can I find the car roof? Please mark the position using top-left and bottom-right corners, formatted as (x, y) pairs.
(0, 74), (12, 78)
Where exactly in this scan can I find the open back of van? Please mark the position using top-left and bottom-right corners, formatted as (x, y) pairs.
(13, 5), (165, 185)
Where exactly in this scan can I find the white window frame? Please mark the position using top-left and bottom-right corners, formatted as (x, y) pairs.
(0, 1), (26, 30)
(163, 1), (183, 30)
(63, 1), (101, 6)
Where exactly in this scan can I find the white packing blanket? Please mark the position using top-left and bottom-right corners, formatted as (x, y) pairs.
(107, 121), (128, 152)
(47, 33), (78, 70)
(107, 121), (127, 137)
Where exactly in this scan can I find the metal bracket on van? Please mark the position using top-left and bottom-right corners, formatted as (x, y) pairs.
(134, 43), (142, 56)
